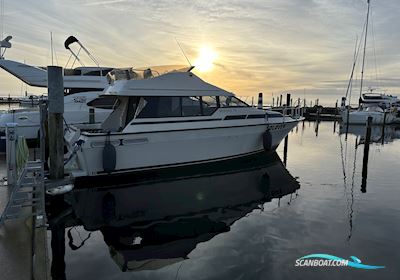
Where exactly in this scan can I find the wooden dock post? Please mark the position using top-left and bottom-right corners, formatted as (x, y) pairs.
(335, 100), (338, 115)
(283, 135), (289, 166)
(47, 66), (64, 180)
(381, 111), (387, 145)
(361, 116), (372, 193)
(257, 92), (263, 109)
(279, 94), (282, 107)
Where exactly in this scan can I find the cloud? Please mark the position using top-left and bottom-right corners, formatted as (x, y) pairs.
(0, 0), (399, 105)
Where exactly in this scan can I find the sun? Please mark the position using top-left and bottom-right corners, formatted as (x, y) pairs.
(194, 46), (217, 72)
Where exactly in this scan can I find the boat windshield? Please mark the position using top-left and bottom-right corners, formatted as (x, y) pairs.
(106, 65), (193, 84)
(365, 106), (384, 112)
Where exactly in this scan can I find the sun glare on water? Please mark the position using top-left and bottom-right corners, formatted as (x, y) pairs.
(194, 46), (217, 72)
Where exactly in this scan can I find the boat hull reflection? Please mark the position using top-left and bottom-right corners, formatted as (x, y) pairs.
(48, 152), (300, 273)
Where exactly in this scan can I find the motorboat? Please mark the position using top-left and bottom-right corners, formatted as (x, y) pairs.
(0, 36), (116, 151)
(64, 66), (303, 178)
(341, 105), (398, 125)
(0, 36), (110, 92)
(0, 91), (113, 151)
(47, 152), (300, 273)
(19, 94), (46, 107)
(360, 91), (400, 109)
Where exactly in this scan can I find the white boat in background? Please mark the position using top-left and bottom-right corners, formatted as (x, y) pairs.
(64, 66), (302, 178)
(340, 1), (400, 125)
(0, 36), (111, 93)
(0, 91), (113, 151)
(360, 91), (400, 109)
(341, 105), (397, 125)
(19, 94), (46, 106)
(0, 36), (118, 151)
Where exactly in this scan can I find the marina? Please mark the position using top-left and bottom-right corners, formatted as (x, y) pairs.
(1, 0), (400, 279)
(1, 121), (400, 279)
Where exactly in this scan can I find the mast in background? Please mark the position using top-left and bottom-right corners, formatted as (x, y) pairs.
(359, 0), (371, 100)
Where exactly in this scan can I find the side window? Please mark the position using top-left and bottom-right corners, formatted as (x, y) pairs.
(182, 96), (202, 116)
(201, 96), (219, 115)
(158, 97), (181, 117)
(137, 97), (182, 118)
(219, 96), (248, 107)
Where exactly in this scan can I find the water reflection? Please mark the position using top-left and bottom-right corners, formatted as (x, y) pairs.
(339, 123), (400, 144)
(47, 152), (300, 278)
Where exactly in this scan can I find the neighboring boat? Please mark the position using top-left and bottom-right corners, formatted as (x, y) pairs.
(340, 0), (399, 125)
(0, 91), (113, 151)
(0, 36), (117, 151)
(341, 105), (398, 125)
(0, 36), (112, 92)
(19, 94), (46, 106)
(64, 66), (302, 178)
(48, 152), (300, 272)
(360, 91), (400, 109)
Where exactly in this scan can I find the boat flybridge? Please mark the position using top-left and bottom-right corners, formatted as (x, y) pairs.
(360, 91), (400, 109)
(64, 65), (303, 178)
(0, 36), (114, 151)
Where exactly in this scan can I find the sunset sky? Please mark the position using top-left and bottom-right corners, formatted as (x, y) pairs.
(1, 0), (399, 105)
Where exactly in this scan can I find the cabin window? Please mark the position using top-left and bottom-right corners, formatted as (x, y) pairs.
(182, 97), (202, 116)
(125, 97), (139, 126)
(201, 96), (219, 115)
(87, 96), (118, 109)
(136, 97), (182, 118)
(219, 96), (249, 107)
(83, 70), (101, 76)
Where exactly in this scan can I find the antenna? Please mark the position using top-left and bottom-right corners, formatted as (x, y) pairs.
(359, 0), (371, 99)
(50, 31), (54, 66)
(175, 37), (192, 67)
(1, 0), (4, 58)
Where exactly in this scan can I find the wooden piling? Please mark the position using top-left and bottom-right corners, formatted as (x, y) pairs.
(257, 92), (263, 109)
(279, 94), (282, 107)
(381, 111), (387, 145)
(286, 93), (291, 107)
(47, 66), (64, 180)
(361, 116), (372, 193)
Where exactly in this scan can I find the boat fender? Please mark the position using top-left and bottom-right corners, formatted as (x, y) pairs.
(103, 132), (116, 173)
(263, 130), (272, 151)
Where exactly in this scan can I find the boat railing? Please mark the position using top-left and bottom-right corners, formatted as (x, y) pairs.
(282, 106), (304, 122)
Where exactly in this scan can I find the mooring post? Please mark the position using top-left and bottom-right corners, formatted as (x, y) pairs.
(361, 116), (372, 193)
(279, 94), (282, 107)
(286, 93), (291, 116)
(5, 123), (17, 186)
(257, 92), (263, 109)
(283, 135), (289, 166)
(272, 97), (275, 108)
(89, 108), (95, 124)
(381, 111), (387, 145)
(47, 66), (64, 180)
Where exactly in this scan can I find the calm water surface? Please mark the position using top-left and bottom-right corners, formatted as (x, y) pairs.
(47, 121), (400, 280)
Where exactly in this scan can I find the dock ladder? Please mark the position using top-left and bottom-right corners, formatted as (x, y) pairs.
(0, 124), (46, 226)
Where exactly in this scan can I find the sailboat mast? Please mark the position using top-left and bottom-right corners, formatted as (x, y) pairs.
(359, 0), (371, 99)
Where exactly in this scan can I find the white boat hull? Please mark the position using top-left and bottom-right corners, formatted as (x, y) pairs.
(66, 120), (299, 177)
(341, 109), (397, 125)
